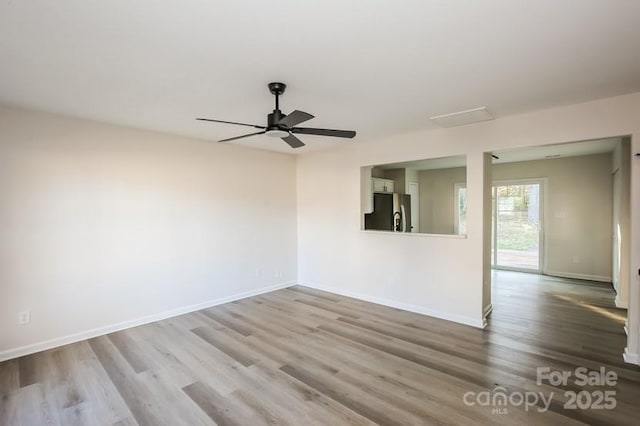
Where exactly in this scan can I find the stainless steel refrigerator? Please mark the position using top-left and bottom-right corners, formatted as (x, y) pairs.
(364, 193), (412, 232)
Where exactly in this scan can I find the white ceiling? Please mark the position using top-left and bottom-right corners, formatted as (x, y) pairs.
(492, 137), (621, 164)
(1, 1), (639, 154)
(380, 156), (467, 171)
(379, 137), (621, 170)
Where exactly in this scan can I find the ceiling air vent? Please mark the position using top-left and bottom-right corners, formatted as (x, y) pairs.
(430, 107), (494, 128)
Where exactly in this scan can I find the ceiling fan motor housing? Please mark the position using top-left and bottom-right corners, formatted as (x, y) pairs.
(266, 110), (289, 137)
(268, 110), (286, 128)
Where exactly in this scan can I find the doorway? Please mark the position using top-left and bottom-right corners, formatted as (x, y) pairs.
(492, 180), (544, 273)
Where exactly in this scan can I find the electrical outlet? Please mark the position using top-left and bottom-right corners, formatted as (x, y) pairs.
(572, 256), (580, 264)
(18, 310), (31, 325)
(255, 268), (262, 278)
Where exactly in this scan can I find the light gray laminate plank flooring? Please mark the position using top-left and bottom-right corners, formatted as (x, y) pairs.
(1, 271), (639, 425)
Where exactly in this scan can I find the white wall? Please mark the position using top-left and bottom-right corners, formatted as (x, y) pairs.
(628, 128), (640, 366)
(418, 166), (467, 234)
(0, 105), (298, 359)
(297, 93), (640, 359)
(612, 139), (631, 308)
(2, 93), (640, 365)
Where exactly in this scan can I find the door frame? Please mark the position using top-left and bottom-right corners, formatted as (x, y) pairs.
(612, 168), (621, 294)
(491, 178), (547, 274)
(407, 182), (420, 233)
(453, 182), (466, 235)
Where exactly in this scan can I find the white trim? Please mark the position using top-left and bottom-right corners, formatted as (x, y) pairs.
(482, 304), (493, 328)
(483, 304), (493, 317)
(0, 281), (295, 362)
(407, 181), (420, 233)
(544, 270), (612, 283)
(300, 281), (485, 329)
(615, 294), (629, 309)
(360, 229), (466, 239)
(493, 265), (542, 274)
(623, 347), (639, 365)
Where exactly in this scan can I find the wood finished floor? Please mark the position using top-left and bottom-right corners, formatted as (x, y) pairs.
(1, 271), (639, 425)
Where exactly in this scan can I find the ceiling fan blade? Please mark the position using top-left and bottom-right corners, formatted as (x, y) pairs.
(197, 118), (265, 129)
(277, 110), (314, 128)
(282, 133), (305, 149)
(219, 131), (266, 142)
(291, 127), (356, 138)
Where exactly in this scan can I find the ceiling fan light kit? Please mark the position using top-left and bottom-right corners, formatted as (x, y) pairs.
(265, 129), (289, 138)
(197, 82), (356, 148)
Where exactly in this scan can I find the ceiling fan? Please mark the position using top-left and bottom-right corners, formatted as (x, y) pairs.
(197, 82), (356, 149)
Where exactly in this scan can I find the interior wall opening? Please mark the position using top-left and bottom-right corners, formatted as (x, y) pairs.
(485, 137), (631, 359)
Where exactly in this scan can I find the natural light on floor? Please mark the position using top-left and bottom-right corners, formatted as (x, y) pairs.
(552, 293), (627, 324)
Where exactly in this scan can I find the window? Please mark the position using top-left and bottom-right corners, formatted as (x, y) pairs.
(454, 183), (467, 235)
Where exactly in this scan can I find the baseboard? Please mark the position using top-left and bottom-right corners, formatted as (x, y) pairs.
(0, 281), (295, 362)
(482, 304), (493, 328)
(623, 347), (639, 366)
(615, 294), (629, 309)
(544, 271), (612, 283)
(299, 282), (485, 329)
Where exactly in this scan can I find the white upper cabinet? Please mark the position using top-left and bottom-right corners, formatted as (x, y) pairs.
(372, 178), (395, 193)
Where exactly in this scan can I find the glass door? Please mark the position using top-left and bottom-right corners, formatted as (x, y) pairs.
(492, 181), (543, 272)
